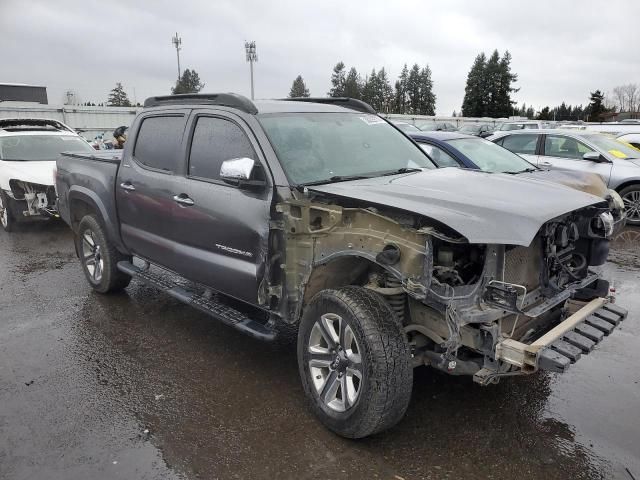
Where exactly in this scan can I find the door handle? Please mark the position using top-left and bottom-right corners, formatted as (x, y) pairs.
(120, 182), (136, 191)
(173, 194), (195, 206)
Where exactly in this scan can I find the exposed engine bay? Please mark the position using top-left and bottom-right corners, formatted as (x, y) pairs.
(8, 179), (57, 217)
(276, 190), (622, 385)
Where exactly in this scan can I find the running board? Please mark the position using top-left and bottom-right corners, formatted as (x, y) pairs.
(117, 261), (276, 342)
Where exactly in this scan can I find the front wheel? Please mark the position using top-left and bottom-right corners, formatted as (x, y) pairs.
(75, 215), (132, 293)
(297, 286), (413, 438)
(620, 184), (640, 226)
(0, 192), (15, 232)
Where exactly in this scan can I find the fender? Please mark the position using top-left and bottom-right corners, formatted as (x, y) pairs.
(67, 186), (128, 253)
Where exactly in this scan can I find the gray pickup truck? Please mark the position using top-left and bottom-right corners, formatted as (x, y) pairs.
(56, 94), (627, 438)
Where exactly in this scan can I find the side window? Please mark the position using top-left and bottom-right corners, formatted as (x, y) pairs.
(544, 135), (591, 160)
(418, 143), (460, 168)
(501, 134), (539, 155)
(134, 116), (184, 172)
(188, 117), (256, 181)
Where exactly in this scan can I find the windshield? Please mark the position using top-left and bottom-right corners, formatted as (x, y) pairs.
(446, 137), (535, 173)
(459, 125), (482, 134)
(258, 112), (435, 185)
(0, 134), (94, 161)
(582, 134), (640, 159)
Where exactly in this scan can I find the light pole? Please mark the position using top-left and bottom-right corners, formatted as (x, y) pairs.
(172, 33), (182, 80)
(245, 41), (257, 100)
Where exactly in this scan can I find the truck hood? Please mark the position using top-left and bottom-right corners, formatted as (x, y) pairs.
(2, 160), (56, 186)
(309, 168), (605, 246)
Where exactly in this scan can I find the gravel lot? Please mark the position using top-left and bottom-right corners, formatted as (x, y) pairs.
(1, 221), (638, 480)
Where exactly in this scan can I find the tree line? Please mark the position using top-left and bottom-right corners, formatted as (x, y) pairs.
(289, 61), (436, 115)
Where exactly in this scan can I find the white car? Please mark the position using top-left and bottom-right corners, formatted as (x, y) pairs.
(0, 118), (95, 231)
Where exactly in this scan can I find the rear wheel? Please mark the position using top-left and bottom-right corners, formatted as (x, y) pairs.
(75, 215), (131, 293)
(0, 192), (15, 232)
(620, 184), (640, 226)
(297, 286), (413, 438)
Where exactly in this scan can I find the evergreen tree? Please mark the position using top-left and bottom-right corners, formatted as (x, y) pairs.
(393, 64), (409, 114)
(376, 68), (394, 113)
(537, 106), (552, 120)
(525, 106), (535, 119)
(328, 62), (346, 97)
(494, 50), (518, 117)
(484, 50), (502, 117)
(406, 64), (422, 114)
(288, 75), (310, 98)
(418, 65), (436, 115)
(461, 53), (486, 117)
(587, 90), (607, 121)
(362, 69), (379, 109)
(343, 67), (362, 99)
(172, 69), (204, 94)
(107, 82), (131, 107)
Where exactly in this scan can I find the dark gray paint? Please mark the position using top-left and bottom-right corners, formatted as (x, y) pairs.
(310, 168), (605, 246)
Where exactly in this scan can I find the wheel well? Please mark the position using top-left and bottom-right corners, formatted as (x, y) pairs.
(615, 180), (640, 194)
(69, 198), (97, 232)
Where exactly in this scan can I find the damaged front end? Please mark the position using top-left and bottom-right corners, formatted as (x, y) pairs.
(6, 179), (58, 219)
(275, 190), (626, 386)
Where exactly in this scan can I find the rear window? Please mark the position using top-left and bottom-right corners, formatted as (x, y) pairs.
(134, 116), (184, 172)
(500, 134), (539, 155)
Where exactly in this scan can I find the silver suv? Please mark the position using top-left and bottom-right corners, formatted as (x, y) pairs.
(489, 129), (640, 224)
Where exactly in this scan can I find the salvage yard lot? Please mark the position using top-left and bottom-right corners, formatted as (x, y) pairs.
(1, 221), (639, 480)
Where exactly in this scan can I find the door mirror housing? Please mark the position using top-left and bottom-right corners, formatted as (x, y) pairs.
(219, 157), (266, 189)
(583, 151), (610, 163)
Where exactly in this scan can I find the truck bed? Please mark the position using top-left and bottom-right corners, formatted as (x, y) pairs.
(56, 150), (125, 250)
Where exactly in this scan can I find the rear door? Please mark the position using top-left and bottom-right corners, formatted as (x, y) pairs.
(495, 133), (541, 165)
(116, 111), (188, 272)
(540, 134), (613, 183)
(170, 110), (272, 306)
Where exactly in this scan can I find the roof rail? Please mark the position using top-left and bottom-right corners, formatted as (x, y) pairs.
(281, 97), (376, 114)
(143, 93), (258, 114)
(0, 118), (75, 133)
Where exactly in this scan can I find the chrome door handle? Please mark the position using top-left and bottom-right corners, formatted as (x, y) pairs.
(173, 194), (194, 206)
(120, 182), (136, 191)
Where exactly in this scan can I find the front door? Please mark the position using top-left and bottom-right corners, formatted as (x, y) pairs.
(540, 134), (613, 184)
(171, 111), (272, 306)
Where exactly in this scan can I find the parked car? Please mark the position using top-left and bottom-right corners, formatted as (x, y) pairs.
(409, 131), (625, 232)
(616, 132), (640, 150)
(56, 94), (626, 438)
(0, 118), (95, 231)
(495, 120), (550, 131)
(416, 121), (458, 132)
(390, 120), (421, 133)
(489, 129), (640, 225)
(457, 123), (494, 137)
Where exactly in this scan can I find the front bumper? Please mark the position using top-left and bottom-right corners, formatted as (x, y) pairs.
(490, 298), (627, 376)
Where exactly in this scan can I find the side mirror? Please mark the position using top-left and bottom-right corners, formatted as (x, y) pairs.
(582, 151), (610, 163)
(219, 157), (266, 189)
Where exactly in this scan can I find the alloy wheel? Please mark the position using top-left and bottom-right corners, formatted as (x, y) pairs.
(308, 313), (363, 412)
(622, 190), (640, 222)
(0, 195), (7, 228)
(81, 229), (104, 282)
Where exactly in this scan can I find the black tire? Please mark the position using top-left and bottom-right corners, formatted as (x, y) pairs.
(619, 184), (640, 226)
(0, 191), (15, 232)
(297, 286), (412, 438)
(75, 214), (132, 293)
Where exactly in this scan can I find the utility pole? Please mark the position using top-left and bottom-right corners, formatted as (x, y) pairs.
(172, 33), (182, 80)
(245, 41), (257, 100)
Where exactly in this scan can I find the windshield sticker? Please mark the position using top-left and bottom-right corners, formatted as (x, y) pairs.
(359, 115), (386, 125)
(608, 149), (628, 159)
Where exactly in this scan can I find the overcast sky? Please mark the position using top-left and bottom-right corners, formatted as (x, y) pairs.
(2, 0), (639, 115)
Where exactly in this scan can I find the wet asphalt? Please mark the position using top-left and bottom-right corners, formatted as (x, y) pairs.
(0, 221), (638, 480)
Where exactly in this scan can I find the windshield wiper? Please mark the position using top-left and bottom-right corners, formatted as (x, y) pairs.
(376, 167), (422, 177)
(300, 174), (372, 186)
(505, 167), (539, 174)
